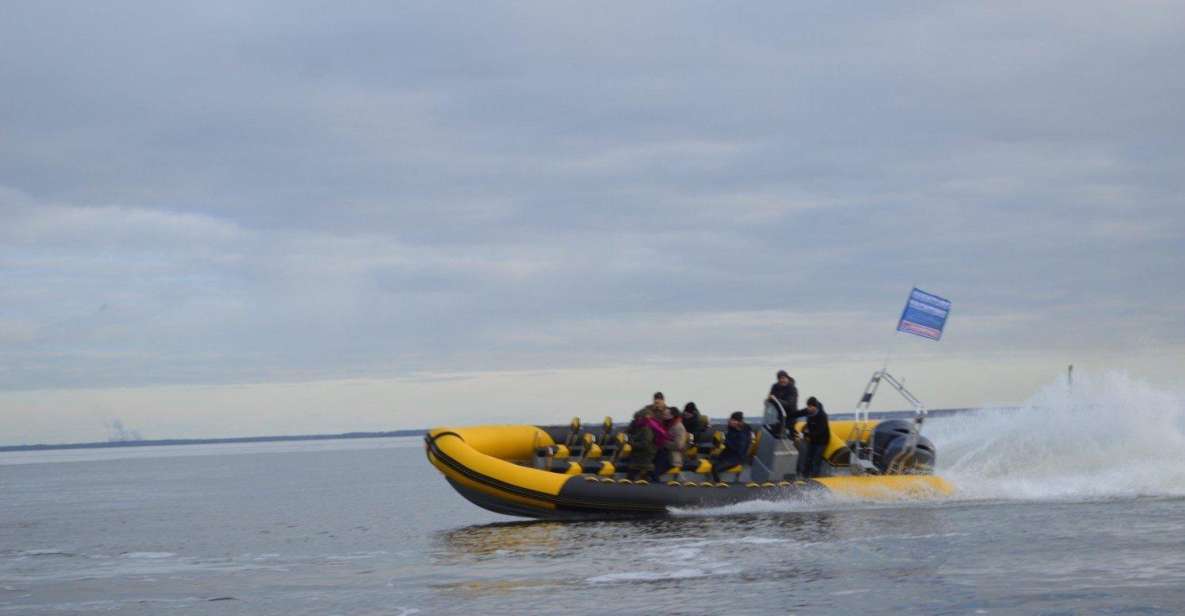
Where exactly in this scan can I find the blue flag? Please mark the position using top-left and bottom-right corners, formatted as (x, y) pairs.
(897, 288), (951, 341)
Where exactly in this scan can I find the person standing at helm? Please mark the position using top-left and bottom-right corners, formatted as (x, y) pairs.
(767, 370), (798, 437)
(791, 397), (831, 479)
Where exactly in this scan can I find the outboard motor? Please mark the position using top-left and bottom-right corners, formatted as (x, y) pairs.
(870, 419), (914, 468)
(871, 418), (936, 474)
(878, 434), (936, 474)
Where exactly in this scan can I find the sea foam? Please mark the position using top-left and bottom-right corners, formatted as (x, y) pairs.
(930, 370), (1185, 501)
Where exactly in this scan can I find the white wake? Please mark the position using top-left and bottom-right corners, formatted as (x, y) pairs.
(929, 370), (1185, 501)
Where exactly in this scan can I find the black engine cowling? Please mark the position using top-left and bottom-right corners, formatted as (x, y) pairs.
(871, 419), (936, 474)
(871, 419), (912, 464)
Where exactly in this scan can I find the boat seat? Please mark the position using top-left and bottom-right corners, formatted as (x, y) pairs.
(716, 464), (744, 482)
(571, 460), (616, 476)
(709, 431), (726, 457)
(593, 461), (616, 477)
(563, 417), (583, 448)
(543, 460), (582, 474)
(534, 444), (572, 460)
(658, 465), (682, 481)
(597, 416), (616, 447)
(579, 433), (603, 461)
(611, 432), (632, 463)
(542, 459), (624, 476)
(747, 429), (762, 459)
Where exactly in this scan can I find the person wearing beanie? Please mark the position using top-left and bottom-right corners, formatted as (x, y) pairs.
(641, 391), (668, 417)
(627, 392), (671, 480)
(681, 402), (709, 441)
(767, 370), (798, 437)
(711, 411), (752, 482)
(790, 397), (831, 478)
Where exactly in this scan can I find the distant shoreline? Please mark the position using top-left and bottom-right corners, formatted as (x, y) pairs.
(0, 430), (428, 453)
(0, 406), (1003, 452)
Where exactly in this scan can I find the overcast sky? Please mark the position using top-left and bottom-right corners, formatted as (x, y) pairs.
(2, 2), (1183, 444)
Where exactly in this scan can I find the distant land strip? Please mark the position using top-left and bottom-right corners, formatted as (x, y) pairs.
(1, 406), (1012, 452)
(0, 430), (428, 452)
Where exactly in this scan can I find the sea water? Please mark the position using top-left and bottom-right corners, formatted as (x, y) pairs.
(2, 372), (1183, 614)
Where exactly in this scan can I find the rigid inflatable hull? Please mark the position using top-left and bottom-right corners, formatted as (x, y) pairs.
(425, 425), (953, 520)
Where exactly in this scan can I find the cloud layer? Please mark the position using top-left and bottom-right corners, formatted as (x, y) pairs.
(2, 2), (1183, 440)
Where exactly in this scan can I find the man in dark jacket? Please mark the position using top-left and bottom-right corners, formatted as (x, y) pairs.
(711, 411), (753, 482)
(681, 402), (710, 442)
(789, 397), (830, 478)
(767, 370), (798, 437)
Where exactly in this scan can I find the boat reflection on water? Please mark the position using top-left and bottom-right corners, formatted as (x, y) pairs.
(428, 504), (964, 609)
(436, 511), (843, 561)
(438, 520), (572, 559)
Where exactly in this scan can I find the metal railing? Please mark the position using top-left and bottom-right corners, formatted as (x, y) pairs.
(849, 370), (927, 475)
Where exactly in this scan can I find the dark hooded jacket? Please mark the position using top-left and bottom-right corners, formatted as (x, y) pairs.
(681, 403), (710, 441)
(717, 422), (753, 468)
(769, 382), (798, 436)
(768, 382), (798, 414)
(789, 401), (831, 445)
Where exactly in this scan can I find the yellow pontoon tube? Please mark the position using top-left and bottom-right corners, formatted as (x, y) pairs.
(425, 420), (953, 520)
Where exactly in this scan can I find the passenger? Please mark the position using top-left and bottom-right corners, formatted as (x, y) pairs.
(711, 411), (753, 482)
(791, 397), (831, 479)
(626, 394), (669, 480)
(640, 391), (669, 418)
(767, 370), (798, 438)
(658, 405), (688, 478)
(625, 409), (658, 480)
(681, 402), (710, 441)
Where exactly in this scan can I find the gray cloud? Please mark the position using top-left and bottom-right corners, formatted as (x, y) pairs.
(1, 1), (1183, 394)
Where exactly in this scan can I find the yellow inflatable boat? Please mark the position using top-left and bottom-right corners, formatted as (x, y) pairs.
(424, 417), (953, 520)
